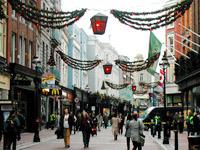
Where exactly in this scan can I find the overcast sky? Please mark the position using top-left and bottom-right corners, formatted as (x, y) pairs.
(61, 0), (168, 60)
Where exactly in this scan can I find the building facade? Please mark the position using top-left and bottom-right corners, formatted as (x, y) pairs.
(7, 0), (41, 131)
(164, 0), (182, 107)
(0, 0), (10, 113)
(175, 0), (200, 113)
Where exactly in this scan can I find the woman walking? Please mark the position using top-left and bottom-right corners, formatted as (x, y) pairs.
(80, 111), (92, 148)
(130, 113), (144, 150)
(125, 114), (132, 150)
(59, 108), (73, 148)
(111, 113), (120, 141)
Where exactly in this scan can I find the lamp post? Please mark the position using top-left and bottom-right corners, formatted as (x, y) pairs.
(159, 51), (170, 144)
(32, 56), (41, 142)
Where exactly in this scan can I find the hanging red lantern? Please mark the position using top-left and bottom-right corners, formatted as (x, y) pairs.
(132, 85), (137, 92)
(103, 62), (113, 74)
(90, 13), (108, 35)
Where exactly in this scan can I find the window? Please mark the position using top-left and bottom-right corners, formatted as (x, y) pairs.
(42, 41), (45, 67)
(18, 36), (22, 64)
(28, 41), (32, 68)
(0, 29), (2, 57)
(11, 32), (16, 62)
(140, 73), (143, 82)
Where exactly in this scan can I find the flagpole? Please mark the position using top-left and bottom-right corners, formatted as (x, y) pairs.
(175, 32), (200, 48)
(174, 39), (198, 54)
(179, 23), (200, 38)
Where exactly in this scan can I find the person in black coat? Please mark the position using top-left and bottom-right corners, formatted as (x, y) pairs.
(80, 111), (93, 148)
(59, 108), (73, 148)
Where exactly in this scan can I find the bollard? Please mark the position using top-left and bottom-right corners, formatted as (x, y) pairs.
(174, 130), (178, 150)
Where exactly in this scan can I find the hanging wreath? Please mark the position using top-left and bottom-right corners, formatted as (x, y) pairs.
(110, 0), (193, 31)
(8, 0), (87, 29)
(56, 50), (101, 71)
(115, 54), (159, 72)
(105, 81), (130, 90)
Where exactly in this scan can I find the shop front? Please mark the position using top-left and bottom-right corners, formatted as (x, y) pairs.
(9, 63), (42, 132)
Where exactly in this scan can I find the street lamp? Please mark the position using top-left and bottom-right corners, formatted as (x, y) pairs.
(159, 51), (170, 144)
(32, 56), (41, 142)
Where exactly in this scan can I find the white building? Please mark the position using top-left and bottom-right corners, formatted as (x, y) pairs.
(60, 28), (69, 88)
(87, 36), (121, 98)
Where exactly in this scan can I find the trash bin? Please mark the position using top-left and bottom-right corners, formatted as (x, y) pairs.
(188, 135), (200, 150)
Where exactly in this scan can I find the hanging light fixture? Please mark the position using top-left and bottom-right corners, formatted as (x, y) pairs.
(90, 13), (108, 35)
(101, 81), (106, 90)
(103, 62), (113, 75)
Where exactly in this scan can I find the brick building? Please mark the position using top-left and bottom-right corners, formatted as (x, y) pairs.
(7, 0), (42, 131)
(175, 0), (200, 113)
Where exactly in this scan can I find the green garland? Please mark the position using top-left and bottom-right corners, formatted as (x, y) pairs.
(115, 54), (159, 72)
(110, 0), (193, 31)
(0, 1), (6, 20)
(139, 81), (159, 88)
(105, 81), (130, 90)
(8, 0), (87, 29)
(56, 50), (102, 71)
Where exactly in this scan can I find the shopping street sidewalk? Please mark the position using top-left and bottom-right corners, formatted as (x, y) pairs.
(149, 130), (188, 150)
(0, 128), (56, 150)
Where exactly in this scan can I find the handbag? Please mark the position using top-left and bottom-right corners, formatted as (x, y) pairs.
(139, 134), (145, 146)
(138, 121), (145, 146)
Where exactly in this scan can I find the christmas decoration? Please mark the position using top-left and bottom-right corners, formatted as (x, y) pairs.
(103, 62), (113, 74)
(132, 85), (136, 92)
(115, 54), (159, 73)
(56, 50), (101, 71)
(47, 52), (56, 66)
(90, 13), (108, 35)
(110, 0), (193, 31)
(0, 1), (6, 20)
(104, 81), (129, 90)
(8, 0), (87, 29)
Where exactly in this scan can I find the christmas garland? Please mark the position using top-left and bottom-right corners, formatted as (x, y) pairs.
(139, 81), (159, 88)
(8, 0), (87, 29)
(0, 1), (6, 20)
(110, 0), (193, 31)
(105, 81), (130, 90)
(115, 54), (159, 72)
(56, 50), (102, 71)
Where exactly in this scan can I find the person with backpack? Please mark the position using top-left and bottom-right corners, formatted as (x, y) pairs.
(16, 110), (25, 141)
(3, 110), (20, 150)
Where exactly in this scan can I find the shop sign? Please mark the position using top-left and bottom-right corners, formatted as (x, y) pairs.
(0, 75), (10, 90)
(42, 72), (55, 85)
(49, 89), (62, 96)
(1, 104), (13, 111)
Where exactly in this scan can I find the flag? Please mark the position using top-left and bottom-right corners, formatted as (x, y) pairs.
(147, 32), (162, 75)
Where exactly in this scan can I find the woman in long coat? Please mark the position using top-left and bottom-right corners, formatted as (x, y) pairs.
(129, 113), (144, 150)
(111, 113), (120, 140)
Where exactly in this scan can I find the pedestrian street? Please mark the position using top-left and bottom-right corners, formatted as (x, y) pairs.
(17, 127), (162, 150)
